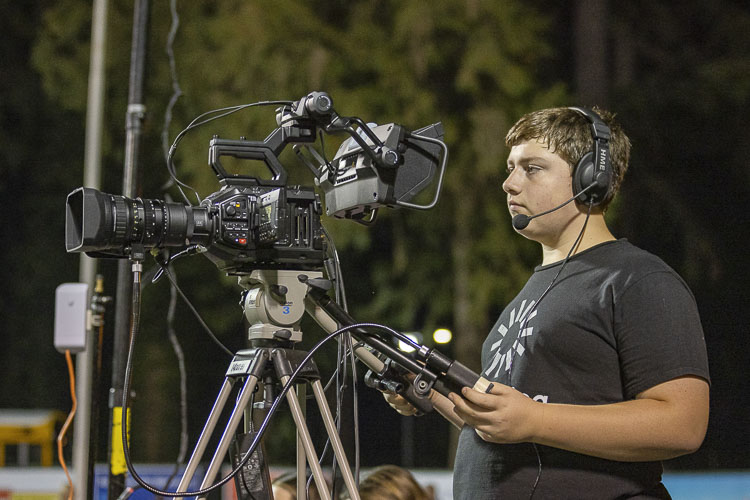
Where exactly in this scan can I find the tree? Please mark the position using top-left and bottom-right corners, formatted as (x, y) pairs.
(0, 1), (86, 411)
(14, 0), (748, 476)
(30, 0), (564, 467)
(609, 0), (750, 469)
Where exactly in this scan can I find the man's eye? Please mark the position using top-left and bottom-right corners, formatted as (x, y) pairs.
(525, 165), (540, 175)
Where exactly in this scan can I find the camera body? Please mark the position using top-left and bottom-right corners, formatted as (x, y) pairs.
(200, 183), (325, 273)
(65, 92), (446, 274)
(65, 182), (325, 274)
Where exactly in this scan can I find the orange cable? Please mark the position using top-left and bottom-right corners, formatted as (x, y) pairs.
(57, 349), (77, 500)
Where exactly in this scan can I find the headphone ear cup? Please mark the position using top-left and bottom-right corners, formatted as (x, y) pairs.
(573, 152), (611, 206)
(572, 151), (597, 204)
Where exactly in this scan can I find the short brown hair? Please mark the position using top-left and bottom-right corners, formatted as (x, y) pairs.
(356, 465), (433, 500)
(505, 107), (631, 208)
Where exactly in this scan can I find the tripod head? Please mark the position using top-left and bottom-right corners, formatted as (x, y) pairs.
(239, 269), (323, 344)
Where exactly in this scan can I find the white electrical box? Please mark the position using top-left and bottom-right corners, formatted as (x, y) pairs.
(54, 283), (89, 353)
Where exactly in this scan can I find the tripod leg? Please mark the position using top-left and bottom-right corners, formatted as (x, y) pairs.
(310, 379), (361, 500)
(280, 375), (332, 500)
(296, 384), (307, 500)
(176, 377), (236, 493)
(197, 373), (261, 494)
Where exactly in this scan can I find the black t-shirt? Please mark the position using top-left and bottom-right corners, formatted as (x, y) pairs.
(452, 239), (710, 500)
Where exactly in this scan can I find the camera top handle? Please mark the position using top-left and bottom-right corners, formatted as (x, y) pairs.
(209, 91), (402, 188)
(208, 122), (316, 188)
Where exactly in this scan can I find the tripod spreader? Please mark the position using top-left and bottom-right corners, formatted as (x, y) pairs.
(300, 275), (493, 409)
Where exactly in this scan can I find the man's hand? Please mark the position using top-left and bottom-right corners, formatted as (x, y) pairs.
(449, 376), (709, 461)
(449, 383), (543, 444)
(383, 391), (419, 416)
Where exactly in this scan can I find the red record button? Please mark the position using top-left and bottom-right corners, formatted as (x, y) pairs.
(238, 238), (247, 245)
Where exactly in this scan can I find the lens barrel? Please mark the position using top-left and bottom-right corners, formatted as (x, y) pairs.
(65, 187), (212, 256)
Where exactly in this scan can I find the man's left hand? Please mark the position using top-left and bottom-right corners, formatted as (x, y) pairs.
(449, 383), (543, 444)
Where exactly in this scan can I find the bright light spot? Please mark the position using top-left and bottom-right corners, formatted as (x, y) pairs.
(398, 332), (420, 353)
(433, 328), (452, 344)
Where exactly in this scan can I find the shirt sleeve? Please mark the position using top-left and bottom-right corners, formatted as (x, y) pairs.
(614, 270), (710, 399)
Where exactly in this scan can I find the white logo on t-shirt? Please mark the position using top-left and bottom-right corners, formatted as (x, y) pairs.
(484, 299), (537, 379)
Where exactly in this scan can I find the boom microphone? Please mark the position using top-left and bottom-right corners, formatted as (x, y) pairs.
(511, 182), (597, 231)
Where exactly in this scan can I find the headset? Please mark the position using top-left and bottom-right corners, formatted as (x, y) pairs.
(569, 107), (613, 206)
(511, 107), (614, 231)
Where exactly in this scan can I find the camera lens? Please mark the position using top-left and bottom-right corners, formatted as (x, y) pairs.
(65, 187), (212, 256)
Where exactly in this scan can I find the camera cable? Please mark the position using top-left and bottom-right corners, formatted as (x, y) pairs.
(157, 262), (190, 495)
(120, 256), (415, 496)
(153, 254), (234, 357)
(56, 349), (77, 500)
(166, 100), (295, 206)
(507, 201), (594, 500)
(159, 0), (183, 194)
(318, 226), (361, 495)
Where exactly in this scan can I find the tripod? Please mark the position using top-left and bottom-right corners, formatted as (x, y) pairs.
(172, 268), (488, 499)
(175, 270), (360, 500)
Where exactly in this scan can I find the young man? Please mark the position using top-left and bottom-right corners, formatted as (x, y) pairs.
(385, 107), (710, 499)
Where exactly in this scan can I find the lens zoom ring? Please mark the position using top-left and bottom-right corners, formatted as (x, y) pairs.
(112, 196), (128, 243)
(142, 199), (157, 244)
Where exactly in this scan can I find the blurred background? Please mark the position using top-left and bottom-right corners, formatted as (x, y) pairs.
(1, 0), (749, 497)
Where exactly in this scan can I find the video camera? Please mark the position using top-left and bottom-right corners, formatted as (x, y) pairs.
(65, 91), (447, 274)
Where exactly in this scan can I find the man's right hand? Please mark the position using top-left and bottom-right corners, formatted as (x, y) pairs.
(383, 386), (466, 429)
(383, 390), (419, 416)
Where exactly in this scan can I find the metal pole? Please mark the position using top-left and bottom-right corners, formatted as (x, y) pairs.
(73, 1), (109, 498)
(108, 1), (150, 497)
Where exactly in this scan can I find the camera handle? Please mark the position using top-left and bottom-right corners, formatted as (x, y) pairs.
(208, 91), (404, 189)
(301, 275), (492, 400)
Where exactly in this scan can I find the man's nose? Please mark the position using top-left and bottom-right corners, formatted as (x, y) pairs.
(502, 169), (521, 195)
